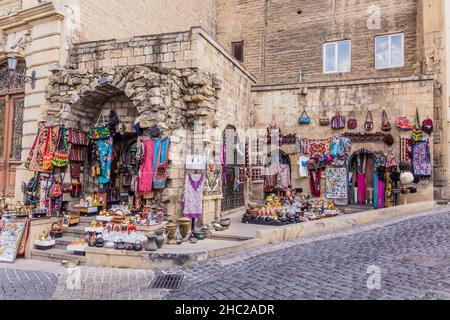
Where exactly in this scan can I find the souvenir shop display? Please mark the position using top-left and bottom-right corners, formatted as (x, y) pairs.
(243, 190), (339, 226)
(67, 239), (88, 256)
(34, 231), (55, 250)
(0, 219), (27, 262)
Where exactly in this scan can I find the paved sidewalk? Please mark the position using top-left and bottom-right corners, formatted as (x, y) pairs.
(1, 207), (450, 300)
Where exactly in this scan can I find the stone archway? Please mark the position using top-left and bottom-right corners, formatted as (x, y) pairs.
(45, 65), (221, 133)
(44, 65), (223, 218)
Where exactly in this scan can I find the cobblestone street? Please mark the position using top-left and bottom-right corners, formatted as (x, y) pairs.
(1, 210), (450, 300)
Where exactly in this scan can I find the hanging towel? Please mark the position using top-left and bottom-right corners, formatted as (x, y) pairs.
(139, 139), (155, 194)
(98, 137), (113, 184)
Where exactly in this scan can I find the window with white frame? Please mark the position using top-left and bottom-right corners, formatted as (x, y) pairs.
(375, 33), (404, 69)
(323, 40), (351, 74)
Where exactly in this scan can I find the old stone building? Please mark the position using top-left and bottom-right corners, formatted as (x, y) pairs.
(0, 0), (449, 222)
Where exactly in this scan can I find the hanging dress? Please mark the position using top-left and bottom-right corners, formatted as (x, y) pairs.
(309, 169), (321, 197)
(139, 139), (155, 194)
(357, 154), (367, 204)
(98, 137), (113, 184)
(183, 173), (205, 218)
(373, 173), (379, 209)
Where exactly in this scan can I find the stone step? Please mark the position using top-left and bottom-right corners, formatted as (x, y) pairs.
(30, 248), (86, 264)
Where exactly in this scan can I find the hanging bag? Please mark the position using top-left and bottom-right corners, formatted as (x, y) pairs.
(67, 128), (89, 146)
(396, 115), (414, 130)
(298, 110), (311, 124)
(411, 108), (423, 142)
(381, 110), (391, 132)
(331, 111), (345, 129)
(49, 175), (63, 198)
(42, 127), (54, 171)
(422, 116), (434, 134)
(347, 111), (357, 130)
(89, 113), (111, 140)
(319, 110), (330, 126)
(53, 124), (69, 168)
(364, 111), (374, 131)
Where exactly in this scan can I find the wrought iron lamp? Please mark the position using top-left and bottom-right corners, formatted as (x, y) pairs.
(6, 54), (36, 89)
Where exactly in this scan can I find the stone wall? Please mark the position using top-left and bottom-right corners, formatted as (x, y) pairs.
(74, 0), (216, 43)
(251, 76), (435, 203)
(215, 0), (420, 84)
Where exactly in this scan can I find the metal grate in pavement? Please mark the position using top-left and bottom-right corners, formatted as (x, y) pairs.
(401, 255), (450, 267)
(149, 274), (184, 289)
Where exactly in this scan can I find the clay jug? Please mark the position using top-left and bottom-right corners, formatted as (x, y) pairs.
(155, 229), (165, 249)
(177, 217), (191, 239)
(165, 222), (177, 241)
(145, 234), (158, 251)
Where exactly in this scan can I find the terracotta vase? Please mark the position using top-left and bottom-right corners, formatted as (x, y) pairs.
(177, 217), (191, 239)
(154, 229), (165, 249)
(165, 222), (177, 241)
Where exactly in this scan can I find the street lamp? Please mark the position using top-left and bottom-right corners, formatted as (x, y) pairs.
(6, 54), (36, 89)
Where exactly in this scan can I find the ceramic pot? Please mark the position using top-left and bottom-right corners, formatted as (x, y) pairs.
(135, 240), (143, 251)
(104, 241), (115, 249)
(145, 235), (158, 251)
(165, 222), (177, 241)
(154, 229), (165, 249)
(177, 217), (191, 239)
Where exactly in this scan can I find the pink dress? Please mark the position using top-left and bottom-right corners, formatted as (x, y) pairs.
(139, 140), (155, 194)
(357, 173), (366, 204)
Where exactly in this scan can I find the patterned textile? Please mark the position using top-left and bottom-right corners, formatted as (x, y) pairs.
(277, 164), (291, 189)
(98, 137), (113, 184)
(412, 141), (432, 177)
(309, 169), (321, 197)
(309, 141), (328, 158)
(139, 139), (155, 194)
(325, 167), (348, 199)
(263, 165), (278, 193)
(27, 126), (60, 172)
(183, 174), (205, 218)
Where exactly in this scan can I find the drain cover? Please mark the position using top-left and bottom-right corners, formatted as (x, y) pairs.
(401, 255), (450, 267)
(149, 274), (184, 289)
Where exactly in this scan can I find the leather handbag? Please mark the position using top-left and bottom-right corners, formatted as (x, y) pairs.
(364, 111), (374, 131)
(319, 110), (330, 126)
(347, 111), (357, 129)
(381, 110), (391, 131)
(331, 111), (345, 129)
(422, 116), (434, 134)
(298, 110), (311, 124)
